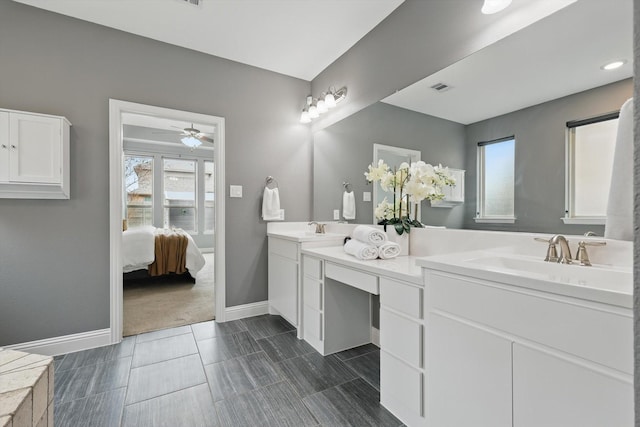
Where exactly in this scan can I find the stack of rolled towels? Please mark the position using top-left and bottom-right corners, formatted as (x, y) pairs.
(343, 225), (402, 260)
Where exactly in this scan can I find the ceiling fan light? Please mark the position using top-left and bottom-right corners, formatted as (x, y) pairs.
(481, 0), (512, 14)
(317, 99), (328, 113)
(325, 92), (336, 108)
(181, 136), (202, 148)
(300, 110), (311, 123)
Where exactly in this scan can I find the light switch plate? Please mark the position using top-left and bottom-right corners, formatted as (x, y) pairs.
(363, 192), (371, 202)
(333, 209), (340, 220)
(230, 185), (243, 198)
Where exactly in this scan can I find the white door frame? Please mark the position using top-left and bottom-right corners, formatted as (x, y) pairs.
(108, 99), (226, 343)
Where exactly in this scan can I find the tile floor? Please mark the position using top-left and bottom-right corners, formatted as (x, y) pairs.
(53, 315), (403, 426)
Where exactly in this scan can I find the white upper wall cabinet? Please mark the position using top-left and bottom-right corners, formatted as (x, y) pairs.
(0, 108), (71, 199)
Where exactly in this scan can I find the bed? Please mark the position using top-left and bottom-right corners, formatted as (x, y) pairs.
(122, 226), (206, 277)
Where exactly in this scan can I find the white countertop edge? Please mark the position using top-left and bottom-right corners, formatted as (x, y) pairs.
(417, 253), (632, 309)
(301, 246), (423, 285)
(267, 231), (347, 243)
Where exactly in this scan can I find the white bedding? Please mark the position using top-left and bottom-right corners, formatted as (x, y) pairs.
(122, 226), (206, 275)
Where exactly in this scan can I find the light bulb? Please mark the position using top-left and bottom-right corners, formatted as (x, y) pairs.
(481, 0), (512, 14)
(317, 99), (328, 113)
(300, 110), (311, 123)
(309, 105), (319, 119)
(325, 92), (336, 108)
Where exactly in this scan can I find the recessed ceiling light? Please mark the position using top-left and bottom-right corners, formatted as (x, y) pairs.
(481, 0), (512, 15)
(601, 60), (627, 71)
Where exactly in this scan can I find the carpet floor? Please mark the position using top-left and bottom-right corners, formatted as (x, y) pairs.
(123, 253), (215, 336)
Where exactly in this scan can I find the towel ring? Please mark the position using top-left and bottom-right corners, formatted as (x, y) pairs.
(343, 181), (352, 192)
(266, 176), (279, 189)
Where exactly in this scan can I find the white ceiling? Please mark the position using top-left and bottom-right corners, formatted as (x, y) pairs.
(382, 0), (633, 124)
(12, 0), (403, 81)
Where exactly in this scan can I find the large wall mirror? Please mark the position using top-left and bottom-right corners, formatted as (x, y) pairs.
(312, 0), (632, 235)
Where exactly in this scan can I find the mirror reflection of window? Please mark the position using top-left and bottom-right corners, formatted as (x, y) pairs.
(565, 113), (618, 223)
(163, 158), (197, 231)
(124, 155), (153, 228)
(476, 137), (515, 222)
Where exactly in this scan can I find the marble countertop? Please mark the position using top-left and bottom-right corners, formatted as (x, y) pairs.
(417, 249), (633, 308)
(301, 245), (423, 285)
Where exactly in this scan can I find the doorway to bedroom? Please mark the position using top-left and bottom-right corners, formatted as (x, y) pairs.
(109, 100), (226, 342)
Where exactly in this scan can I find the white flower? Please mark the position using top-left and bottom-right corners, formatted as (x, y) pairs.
(364, 159), (389, 182)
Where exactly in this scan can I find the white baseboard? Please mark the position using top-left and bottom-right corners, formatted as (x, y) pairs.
(371, 327), (380, 347)
(3, 329), (111, 357)
(224, 300), (269, 321)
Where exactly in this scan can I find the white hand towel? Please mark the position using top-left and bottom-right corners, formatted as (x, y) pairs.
(344, 239), (379, 260)
(342, 191), (356, 220)
(605, 97), (633, 241)
(377, 241), (401, 259)
(262, 187), (281, 221)
(352, 225), (387, 246)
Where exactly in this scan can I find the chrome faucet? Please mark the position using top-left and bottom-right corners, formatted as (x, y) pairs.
(308, 221), (326, 234)
(549, 234), (572, 264)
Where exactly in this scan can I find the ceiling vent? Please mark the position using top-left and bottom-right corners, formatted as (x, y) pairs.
(179, 0), (202, 6)
(430, 83), (452, 92)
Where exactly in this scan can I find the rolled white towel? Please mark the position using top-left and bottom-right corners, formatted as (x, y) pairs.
(352, 225), (387, 246)
(344, 239), (379, 260)
(378, 242), (401, 260)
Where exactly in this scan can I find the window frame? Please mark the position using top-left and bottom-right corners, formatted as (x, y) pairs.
(124, 154), (154, 228)
(562, 111), (619, 225)
(475, 135), (516, 224)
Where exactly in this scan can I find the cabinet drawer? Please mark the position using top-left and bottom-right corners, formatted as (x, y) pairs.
(269, 238), (298, 261)
(381, 350), (423, 418)
(429, 272), (633, 374)
(303, 276), (322, 311)
(380, 277), (422, 319)
(304, 306), (322, 340)
(380, 308), (422, 368)
(325, 263), (379, 294)
(303, 256), (322, 280)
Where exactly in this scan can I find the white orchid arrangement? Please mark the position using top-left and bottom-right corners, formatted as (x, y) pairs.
(365, 159), (456, 234)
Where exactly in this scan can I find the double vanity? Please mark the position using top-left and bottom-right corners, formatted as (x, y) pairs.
(267, 222), (633, 427)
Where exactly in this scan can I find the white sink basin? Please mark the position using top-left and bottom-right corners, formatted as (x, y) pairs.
(465, 254), (632, 294)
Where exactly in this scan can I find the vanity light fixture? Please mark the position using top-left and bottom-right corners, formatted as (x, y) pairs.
(601, 60), (627, 70)
(300, 86), (347, 124)
(481, 0), (512, 14)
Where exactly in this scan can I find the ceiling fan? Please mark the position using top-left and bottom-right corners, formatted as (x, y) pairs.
(173, 124), (214, 148)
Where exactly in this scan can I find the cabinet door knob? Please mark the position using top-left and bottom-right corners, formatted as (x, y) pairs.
(1, 144), (6, 149)
(11, 145), (16, 149)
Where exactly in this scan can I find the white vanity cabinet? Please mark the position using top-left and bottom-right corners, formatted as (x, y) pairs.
(0, 109), (71, 199)
(268, 237), (299, 327)
(379, 277), (427, 427)
(424, 270), (633, 427)
(268, 234), (344, 334)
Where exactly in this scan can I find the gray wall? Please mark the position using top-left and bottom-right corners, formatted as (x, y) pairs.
(313, 102), (466, 227)
(463, 79), (633, 235)
(0, 2), (311, 345)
